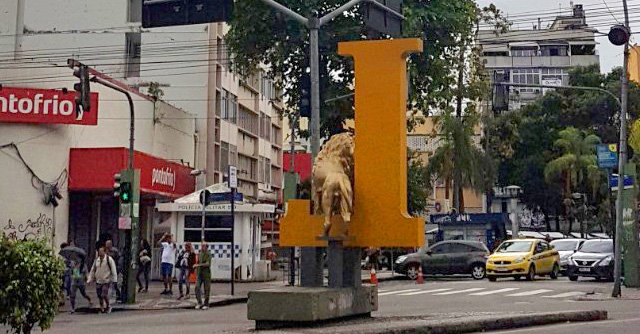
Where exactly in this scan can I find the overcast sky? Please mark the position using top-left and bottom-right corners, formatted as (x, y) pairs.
(475, 0), (637, 73)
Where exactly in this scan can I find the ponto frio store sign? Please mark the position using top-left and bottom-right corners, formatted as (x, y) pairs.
(0, 87), (98, 125)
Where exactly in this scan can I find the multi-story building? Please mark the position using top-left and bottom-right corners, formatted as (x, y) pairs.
(0, 1), (284, 259)
(478, 4), (600, 111)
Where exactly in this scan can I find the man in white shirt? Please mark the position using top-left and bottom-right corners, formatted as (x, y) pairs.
(158, 233), (176, 295)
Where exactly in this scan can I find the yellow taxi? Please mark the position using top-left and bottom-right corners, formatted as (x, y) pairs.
(486, 238), (560, 281)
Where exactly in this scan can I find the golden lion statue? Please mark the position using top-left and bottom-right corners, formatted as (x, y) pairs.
(312, 132), (354, 236)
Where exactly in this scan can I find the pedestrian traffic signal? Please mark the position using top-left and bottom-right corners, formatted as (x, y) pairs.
(299, 73), (311, 118)
(72, 64), (91, 113)
(120, 182), (132, 203)
(608, 25), (630, 46)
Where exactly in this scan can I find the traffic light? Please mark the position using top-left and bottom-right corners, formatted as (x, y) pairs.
(142, 0), (233, 28)
(113, 173), (122, 199)
(299, 73), (311, 118)
(608, 25), (630, 46)
(120, 182), (132, 203)
(73, 64), (91, 113)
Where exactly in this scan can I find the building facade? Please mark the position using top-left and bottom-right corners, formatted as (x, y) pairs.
(478, 4), (600, 111)
(0, 0), (284, 258)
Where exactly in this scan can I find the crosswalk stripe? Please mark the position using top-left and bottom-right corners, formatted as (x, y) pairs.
(378, 289), (389, 292)
(506, 289), (553, 296)
(379, 289), (419, 296)
(398, 288), (452, 296)
(542, 291), (586, 298)
(469, 288), (520, 296)
(432, 288), (485, 295)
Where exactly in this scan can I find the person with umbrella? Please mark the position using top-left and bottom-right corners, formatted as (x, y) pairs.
(60, 243), (93, 313)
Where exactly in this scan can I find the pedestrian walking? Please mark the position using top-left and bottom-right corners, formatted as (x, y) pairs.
(137, 239), (152, 293)
(177, 242), (195, 299)
(194, 240), (211, 310)
(158, 233), (176, 295)
(68, 256), (93, 313)
(58, 242), (71, 306)
(104, 239), (121, 301)
(87, 246), (117, 314)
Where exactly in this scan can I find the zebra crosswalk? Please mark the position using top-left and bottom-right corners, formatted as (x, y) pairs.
(377, 286), (589, 300)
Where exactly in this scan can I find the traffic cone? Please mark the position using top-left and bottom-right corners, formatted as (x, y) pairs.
(370, 268), (378, 285)
(416, 266), (424, 285)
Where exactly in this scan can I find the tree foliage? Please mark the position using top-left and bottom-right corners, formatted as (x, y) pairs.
(0, 236), (64, 334)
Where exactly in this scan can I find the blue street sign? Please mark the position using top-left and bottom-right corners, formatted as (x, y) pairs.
(609, 174), (634, 190)
(597, 144), (618, 169)
(210, 192), (243, 202)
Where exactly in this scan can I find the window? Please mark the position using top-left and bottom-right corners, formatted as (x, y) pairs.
(540, 46), (568, 57)
(238, 106), (259, 134)
(260, 112), (271, 139)
(511, 69), (540, 93)
(220, 142), (229, 172)
(238, 155), (257, 180)
(228, 94), (237, 123)
(229, 144), (237, 167)
(125, 32), (141, 78)
(407, 135), (428, 152)
(183, 215), (233, 243)
(511, 47), (537, 57)
(264, 158), (271, 184)
(430, 244), (450, 254)
(128, 0), (142, 22)
(220, 90), (229, 120)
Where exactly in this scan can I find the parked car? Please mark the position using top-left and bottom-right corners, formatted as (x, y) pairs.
(550, 238), (585, 274)
(486, 238), (560, 281)
(566, 239), (613, 281)
(394, 240), (489, 280)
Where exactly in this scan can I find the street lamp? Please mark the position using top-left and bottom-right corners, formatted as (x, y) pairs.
(505, 185), (522, 239)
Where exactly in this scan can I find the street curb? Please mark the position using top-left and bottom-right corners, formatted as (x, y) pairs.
(73, 296), (249, 313)
(353, 310), (608, 334)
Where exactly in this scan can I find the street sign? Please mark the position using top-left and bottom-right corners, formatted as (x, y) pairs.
(597, 144), (618, 169)
(142, 0), (233, 28)
(118, 217), (132, 230)
(228, 165), (237, 189)
(609, 174), (634, 191)
(211, 192), (243, 202)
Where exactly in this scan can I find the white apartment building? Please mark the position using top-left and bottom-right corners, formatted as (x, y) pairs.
(479, 4), (600, 111)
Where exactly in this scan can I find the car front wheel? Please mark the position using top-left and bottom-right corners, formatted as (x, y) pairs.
(568, 274), (578, 281)
(525, 264), (536, 281)
(406, 263), (420, 280)
(471, 263), (486, 280)
(550, 263), (560, 279)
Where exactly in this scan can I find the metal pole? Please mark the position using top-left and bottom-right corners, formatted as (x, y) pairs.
(613, 0), (631, 298)
(289, 116), (297, 286)
(201, 193), (206, 242)
(90, 76), (137, 304)
(230, 186), (236, 295)
(309, 18), (320, 159)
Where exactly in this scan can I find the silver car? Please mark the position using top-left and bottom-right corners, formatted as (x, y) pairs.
(550, 238), (585, 274)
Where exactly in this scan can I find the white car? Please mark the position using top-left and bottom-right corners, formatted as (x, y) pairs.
(550, 238), (585, 274)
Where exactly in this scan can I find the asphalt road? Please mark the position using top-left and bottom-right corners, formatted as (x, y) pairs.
(21, 276), (640, 334)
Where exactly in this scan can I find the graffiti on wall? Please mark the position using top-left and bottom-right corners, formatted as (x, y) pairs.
(3, 213), (53, 240)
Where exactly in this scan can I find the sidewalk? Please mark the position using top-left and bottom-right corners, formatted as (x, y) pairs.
(61, 279), (287, 313)
(576, 286), (640, 301)
(60, 270), (400, 313)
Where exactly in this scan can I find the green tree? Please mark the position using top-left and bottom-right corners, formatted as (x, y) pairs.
(0, 236), (65, 334)
(544, 127), (601, 232)
(226, 0), (506, 137)
(407, 150), (430, 216)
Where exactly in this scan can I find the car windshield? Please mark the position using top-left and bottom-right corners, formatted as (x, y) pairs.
(579, 240), (613, 253)
(496, 241), (533, 253)
(551, 240), (580, 251)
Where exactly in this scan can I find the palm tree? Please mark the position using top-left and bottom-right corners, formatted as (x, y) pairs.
(544, 127), (601, 232)
(427, 111), (492, 213)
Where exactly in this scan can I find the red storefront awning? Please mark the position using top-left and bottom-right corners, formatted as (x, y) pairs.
(69, 147), (195, 198)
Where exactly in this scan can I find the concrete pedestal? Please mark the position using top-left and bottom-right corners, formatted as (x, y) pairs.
(247, 285), (378, 329)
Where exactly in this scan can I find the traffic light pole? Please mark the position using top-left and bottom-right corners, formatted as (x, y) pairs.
(613, 0), (631, 298)
(90, 76), (139, 303)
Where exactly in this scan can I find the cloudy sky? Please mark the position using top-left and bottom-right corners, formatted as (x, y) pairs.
(475, 0), (638, 73)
